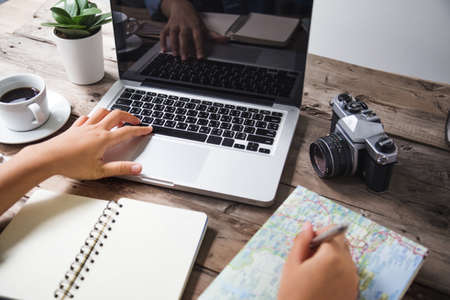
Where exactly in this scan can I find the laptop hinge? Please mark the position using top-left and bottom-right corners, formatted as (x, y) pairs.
(142, 79), (275, 107)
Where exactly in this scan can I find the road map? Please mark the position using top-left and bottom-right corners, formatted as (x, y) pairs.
(199, 186), (428, 300)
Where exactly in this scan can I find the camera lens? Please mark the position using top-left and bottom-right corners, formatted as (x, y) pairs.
(309, 133), (353, 178)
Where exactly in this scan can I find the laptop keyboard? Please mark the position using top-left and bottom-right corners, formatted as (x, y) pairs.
(111, 88), (285, 154)
(141, 53), (298, 98)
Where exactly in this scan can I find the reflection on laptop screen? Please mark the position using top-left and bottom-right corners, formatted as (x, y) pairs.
(110, 0), (312, 104)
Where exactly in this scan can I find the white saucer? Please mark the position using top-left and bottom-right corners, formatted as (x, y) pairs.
(117, 34), (143, 54)
(0, 90), (71, 144)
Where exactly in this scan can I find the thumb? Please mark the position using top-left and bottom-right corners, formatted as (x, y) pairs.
(287, 221), (315, 265)
(100, 161), (142, 178)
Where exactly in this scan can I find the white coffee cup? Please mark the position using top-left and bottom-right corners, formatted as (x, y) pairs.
(0, 74), (50, 132)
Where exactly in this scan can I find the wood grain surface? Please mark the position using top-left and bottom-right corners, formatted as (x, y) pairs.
(0, 0), (449, 299)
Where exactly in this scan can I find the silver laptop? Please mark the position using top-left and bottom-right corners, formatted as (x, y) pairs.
(92, 3), (311, 206)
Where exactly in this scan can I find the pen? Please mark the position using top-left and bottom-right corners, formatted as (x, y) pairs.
(309, 223), (349, 248)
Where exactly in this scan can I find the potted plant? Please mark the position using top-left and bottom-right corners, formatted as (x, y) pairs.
(42, 0), (112, 85)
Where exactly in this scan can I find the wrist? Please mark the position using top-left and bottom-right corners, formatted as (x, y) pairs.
(16, 144), (58, 179)
(161, 0), (188, 17)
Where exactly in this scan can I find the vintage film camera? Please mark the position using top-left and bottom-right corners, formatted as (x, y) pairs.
(309, 93), (398, 192)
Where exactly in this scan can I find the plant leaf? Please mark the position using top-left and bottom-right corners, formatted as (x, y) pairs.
(55, 27), (91, 38)
(87, 1), (97, 8)
(76, 0), (88, 10)
(64, 0), (79, 17)
(42, 22), (87, 29)
(51, 7), (74, 24)
(81, 7), (102, 16)
(89, 18), (112, 30)
(91, 13), (111, 27)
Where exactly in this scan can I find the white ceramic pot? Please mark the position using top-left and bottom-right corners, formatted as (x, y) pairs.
(52, 28), (105, 85)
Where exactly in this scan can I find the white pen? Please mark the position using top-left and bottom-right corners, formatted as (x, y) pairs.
(309, 223), (349, 248)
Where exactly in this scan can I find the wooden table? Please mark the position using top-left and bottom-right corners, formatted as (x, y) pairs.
(1, 1), (449, 299)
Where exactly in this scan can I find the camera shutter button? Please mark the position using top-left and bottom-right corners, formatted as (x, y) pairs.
(376, 137), (395, 153)
(338, 93), (352, 103)
(347, 102), (362, 113)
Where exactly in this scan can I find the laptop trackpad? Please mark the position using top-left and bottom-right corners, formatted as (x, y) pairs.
(104, 135), (209, 184)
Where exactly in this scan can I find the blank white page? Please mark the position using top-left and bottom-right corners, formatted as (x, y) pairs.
(0, 189), (107, 299)
(74, 198), (208, 299)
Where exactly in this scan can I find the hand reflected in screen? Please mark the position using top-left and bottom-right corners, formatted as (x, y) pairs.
(160, 0), (227, 60)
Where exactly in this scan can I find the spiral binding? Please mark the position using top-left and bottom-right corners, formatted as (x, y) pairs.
(54, 201), (123, 299)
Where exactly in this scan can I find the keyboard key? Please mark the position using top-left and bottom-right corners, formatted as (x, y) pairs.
(248, 108), (259, 113)
(153, 98), (164, 104)
(163, 99), (174, 106)
(222, 138), (234, 147)
(244, 119), (255, 126)
(131, 94), (142, 100)
(153, 119), (165, 126)
(180, 97), (190, 102)
(260, 110), (270, 115)
(132, 101), (143, 107)
(207, 135), (222, 145)
(176, 122), (188, 130)
(174, 115), (186, 122)
(135, 90), (145, 95)
(186, 117), (197, 124)
(225, 104), (235, 109)
(236, 106), (247, 111)
(241, 112), (251, 118)
(256, 128), (277, 138)
(152, 111), (163, 118)
(259, 148), (270, 154)
(223, 130), (234, 138)
(252, 114), (264, 120)
(247, 134), (274, 145)
(158, 93), (168, 98)
(164, 120), (176, 128)
(246, 142), (259, 151)
(125, 88), (135, 93)
(146, 91), (157, 96)
(154, 104), (164, 111)
(230, 110), (241, 117)
(202, 100), (212, 105)
(213, 103), (224, 107)
(130, 107), (141, 114)
(234, 143), (245, 149)
(272, 112), (283, 117)
(163, 113), (174, 120)
(232, 124), (243, 132)
(187, 124), (199, 132)
(142, 96), (153, 102)
(141, 109), (152, 116)
(220, 123), (232, 130)
(198, 112), (209, 118)
(232, 117), (243, 125)
(169, 95), (179, 100)
(111, 104), (130, 112)
(174, 101), (185, 108)
(143, 103), (154, 109)
(220, 115), (232, 122)
(235, 132), (247, 140)
(211, 128), (223, 136)
(142, 117), (154, 124)
(185, 103), (196, 109)
(244, 126), (256, 134)
(116, 99), (132, 106)
(209, 113), (220, 121)
(197, 104), (207, 111)
(264, 116), (281, 123)
(197, 119), (208, 126)
(267, 123), (279, 130)
(165, 106), (176, 113)
(175, 108), (187, 115)
(187, 110), (198, 117)
(207, 106), (218, 113)
(256, 121), (267, 128)
(209, 120), (220, 128)
(152, 126), (207, 142)
(218, 108), (229, 115)
(199, 126), (211, 134)
(191, 99), (201, 104)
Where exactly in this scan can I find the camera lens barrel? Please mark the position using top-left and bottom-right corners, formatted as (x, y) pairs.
(309, 133), (353, 178)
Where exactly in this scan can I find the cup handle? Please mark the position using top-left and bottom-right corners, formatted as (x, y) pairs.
(28, 103), (46, 125)
(126, 17), (140, 38)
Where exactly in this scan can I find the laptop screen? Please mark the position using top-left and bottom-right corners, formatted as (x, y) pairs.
(110, 0), (312, 106)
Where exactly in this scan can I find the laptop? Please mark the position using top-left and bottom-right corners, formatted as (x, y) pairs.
(92, 2), (312, 206)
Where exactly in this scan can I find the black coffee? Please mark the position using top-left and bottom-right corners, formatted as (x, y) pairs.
(0, 87), (40, 104)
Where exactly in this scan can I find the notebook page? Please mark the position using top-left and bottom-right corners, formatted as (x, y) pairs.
(234, 13), (299, 45)
(74, 198), (208, 299)
(202, 12), (240, 36)
(0, 189), (108, 299)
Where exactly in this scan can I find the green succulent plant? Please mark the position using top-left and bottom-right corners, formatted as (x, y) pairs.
(42, 0), (112, 39)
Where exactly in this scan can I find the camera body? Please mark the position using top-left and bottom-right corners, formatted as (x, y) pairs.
(310, 93), (398, 192)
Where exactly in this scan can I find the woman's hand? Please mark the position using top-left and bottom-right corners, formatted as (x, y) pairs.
(21, 108), (152, 180)
(160, 0), (227, 60)
(278, 222), (359, 300)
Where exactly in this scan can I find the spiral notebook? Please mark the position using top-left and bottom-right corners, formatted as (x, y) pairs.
(0, 189), (208, 300)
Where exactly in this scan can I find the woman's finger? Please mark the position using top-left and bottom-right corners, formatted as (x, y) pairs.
(108, 125), (153, 147)
(100, 161), (143, 178)
(179, 28), (191, 60)
(99, 110), (140, 130)
(208, 30), (228, 43)
(85, 108), (110, 125)
(72, 115), (89, 127)
(193, 29), (205, 59)
(170, 27), (180, 56)
(160, 26), (169, 52)
(286, 221), (315, 265)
